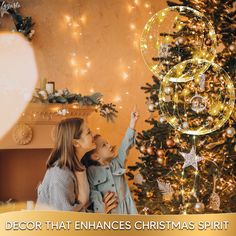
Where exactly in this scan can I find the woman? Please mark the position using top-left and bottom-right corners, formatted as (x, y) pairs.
(36, 117), (117, 213)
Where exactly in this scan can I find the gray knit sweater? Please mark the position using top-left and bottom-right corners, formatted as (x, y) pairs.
(35, 164), (84, 212)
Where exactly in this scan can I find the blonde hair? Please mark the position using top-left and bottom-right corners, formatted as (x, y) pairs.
(47, 117), (85, 172)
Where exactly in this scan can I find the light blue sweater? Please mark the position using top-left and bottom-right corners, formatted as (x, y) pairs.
(87, 127), (138, 214)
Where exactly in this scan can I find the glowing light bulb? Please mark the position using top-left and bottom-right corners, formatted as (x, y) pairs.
(130, 23), (136, 30)
(122, 72), (129, 80)
(127, 4), (135, 12)
(70, 58), (77, 66)
(86, 61), (92, 68)
(80, 15), (87, 24)
(64, 15), (71, 23)
(114, 95), (121, 102)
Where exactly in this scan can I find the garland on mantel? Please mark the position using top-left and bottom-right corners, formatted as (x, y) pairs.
(32, 88), (118, 122)
(0, 0), (35, 40)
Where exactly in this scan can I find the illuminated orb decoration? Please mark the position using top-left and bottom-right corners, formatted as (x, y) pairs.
(159, 59), (235, 135)
(0, 32), (38, 139)
(140, 6), (217, 79)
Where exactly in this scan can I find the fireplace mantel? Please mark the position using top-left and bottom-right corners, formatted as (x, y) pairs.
(0, 103), (95, 149)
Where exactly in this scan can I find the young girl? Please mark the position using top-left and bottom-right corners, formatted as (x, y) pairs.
(81, 109), (139, 214)
(36, 117), (117, 213)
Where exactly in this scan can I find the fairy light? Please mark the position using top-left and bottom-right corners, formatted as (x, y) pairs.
(64, 15), (72, 23)
(122, 72), (129, 80)
(127, 4), (135, 13)
(70, 58), (77, 66)
(80, 14), (87, 24)
(90, 88), (95, 93)
(80, 69), (88, 75)
(86, 61), (92, 68)
(113, 95), (122, 102)
(72, 22), (80, 29)
(130, 23), (136, 30)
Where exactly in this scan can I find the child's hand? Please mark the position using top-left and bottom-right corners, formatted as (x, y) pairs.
(130, 106), (139, 130)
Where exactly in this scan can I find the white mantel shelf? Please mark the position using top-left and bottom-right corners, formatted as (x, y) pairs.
(0, 103), (95, 149)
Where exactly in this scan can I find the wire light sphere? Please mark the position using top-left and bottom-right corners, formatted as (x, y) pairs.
(140, 6), (217, 79)
(159, 59), (235, 135)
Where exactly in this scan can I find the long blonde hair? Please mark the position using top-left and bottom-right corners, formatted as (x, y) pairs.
(47, 117), (85, 172)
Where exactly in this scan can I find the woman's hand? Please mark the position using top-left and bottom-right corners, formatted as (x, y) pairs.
(103, 192), (117, 214)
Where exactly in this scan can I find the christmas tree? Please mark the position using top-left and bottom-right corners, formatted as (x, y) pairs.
(127, 0), (236, 214)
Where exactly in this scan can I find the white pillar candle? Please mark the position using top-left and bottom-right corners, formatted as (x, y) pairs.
(45, 82), (55, 94)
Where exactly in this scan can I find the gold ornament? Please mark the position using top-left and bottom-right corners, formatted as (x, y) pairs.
(147, 146), (155, 155)
(146, 191), (154, 198)
(157, 157), (164, 165)
(166, 138), (175, 148)
(157, 149), (165, 157)
(229, 44), (235, 52)
(140, 145), (146, 153)
(194, 202), (205, 213)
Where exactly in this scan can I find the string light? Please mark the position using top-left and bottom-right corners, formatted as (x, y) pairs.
(80, 14), (87, 24)
(113, 95), (122, 102)
(130, 23), (136, 30)
(122, 72), (129, 80)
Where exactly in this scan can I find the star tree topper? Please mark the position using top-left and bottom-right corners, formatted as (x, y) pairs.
(180, 146), (203, 170)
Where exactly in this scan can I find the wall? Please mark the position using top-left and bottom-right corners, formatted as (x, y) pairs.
(0, 0), (169, 201)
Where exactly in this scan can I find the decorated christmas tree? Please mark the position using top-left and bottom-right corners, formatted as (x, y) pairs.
(127, 0), (236, 214)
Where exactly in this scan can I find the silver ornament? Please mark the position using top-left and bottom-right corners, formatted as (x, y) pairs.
(226, 127), (235, 138)
(148, 103), (154, 112)
(164, 86), (173, 95)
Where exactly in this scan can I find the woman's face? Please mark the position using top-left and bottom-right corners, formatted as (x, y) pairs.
(76, 122), (95, 152)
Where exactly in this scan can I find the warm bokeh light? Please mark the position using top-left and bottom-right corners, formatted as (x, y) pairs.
(0, 32), (38, 139)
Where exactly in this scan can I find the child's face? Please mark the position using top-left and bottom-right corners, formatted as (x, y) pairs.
(93, 136), (116, 163)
